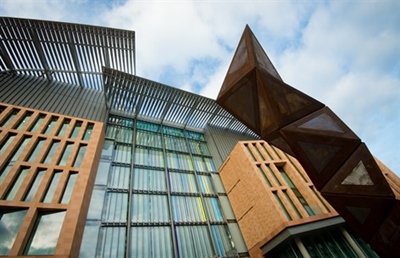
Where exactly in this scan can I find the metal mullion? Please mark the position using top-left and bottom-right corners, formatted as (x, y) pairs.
(56, 29), (71, 70)
(122, 32), (128, 73)
(85, 29), (97, 75)
(0, 25), (16, 72)
(17, 20), (37, 70)
(159, 124), (179, 258)
(117, 34), (123, 72)
(5, 26), (24, 69)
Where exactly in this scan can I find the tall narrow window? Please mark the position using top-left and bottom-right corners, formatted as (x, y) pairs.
(73, 144), (87, 167)
(24, 168), (47, 202)
(43, 116), (58, 135)
(42, 170), (62, 203)
(257, 165), (272, 187)
(60, 172), (77, 204)
(43, 140), (60, 164)
(273, 191), (292, 221)
(0, 209), (28, 255)
(0, 109), (19, 127)
(244, 143), (256, 161)
(24, 211), (66, 255)
(14, 111), (33, 130)
(5, 167), (30, 200)
(57, 142), (74, 166)
(282, 190), (302, 219)
(70, 121), (82, 139)
(56, 118), (71, 137)
(26, 138), (46, 162)
(267, 165), (281, 186)
(0, 163), (13, 184)
(252, 143), (265, 160)
(9, 136), (32, 163)
(29, 114), (46, 133)
(278, 166), (315, 216)
(99, 227), (126, 257)
(261, 142), (273, 160)
(0, 133), (16, 157)
(83, 123), (94, 140)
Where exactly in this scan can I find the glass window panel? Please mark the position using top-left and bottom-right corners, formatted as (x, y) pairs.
(106, 124), (117, 139)
(188, 140), (210, 155)
(197, 175), (214, 194)
(83, 123), (94, 140)
(282, 190), (302, 219)
(192, 156), (208, 172)
(176, 226), (213, 258)
(24, 211), (66, 255)
(211, 225), (233, 257)
(204, 157), (216, 172)
(42, 170), (62, 203)
(114, 144), (131, 164)
(131, 194), (169, 223)
(0, 109), (19, 127)
(109, 116), (134, 128)
(169, 172), (198, 193)
(87, 187), (105, 220)
(70, 121), (82, 139)
(273, 191), (292, 221)
(131, 226), (173, 258)
(185, 131), (204, 141)
(101, 140), (113, 158)
(43, 140), (60, 164)
(135, 130), (162, 148)
(5, 167), (30, 200)
(252, 143), (265, 160)
(0, 209), (28, 255)
(43, 116), (58, 135)
(14, 111), (33, 130)
(166, 152), (193, 171)
(73, 144), (87, 167)
(172, 196), (206, 222)
(0, 133), (16, 157)
(24, 168), (46, 202)
(104, 192), (128, 222)
(9, 136), (31, 162)
(57, 142), (74, 166)
(163, 126), (184, 137)
(95, 161), (110, 186)
(204, 197), (224, 222)
(26, 138), (46, 162)
(108, 166), (130, 189)
(0, 163), (13, 185)
(116, 126), (132, 143)
(135, 147), (164, 167)
(28, 114), (46, 133)
(257, 165), (272, 187)
(60, 173), (77, 204)
(79, 221), (100, 258)
(136, 120), (160, 132)
(164, 135), (188, 152)
(133, 168), (166, 191)
(99, 227), (125, 258)
(244, 143), (256, 161)
(56, 118), (71, 137)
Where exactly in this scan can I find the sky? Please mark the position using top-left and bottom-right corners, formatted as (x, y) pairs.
(0, 0), (399, 174)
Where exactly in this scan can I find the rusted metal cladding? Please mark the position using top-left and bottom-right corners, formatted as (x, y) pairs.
(216, 25), (399, 257)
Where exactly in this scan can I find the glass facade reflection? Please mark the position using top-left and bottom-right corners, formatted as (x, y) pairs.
(0, 209), (28, 255)
(81, 115), (234, 257)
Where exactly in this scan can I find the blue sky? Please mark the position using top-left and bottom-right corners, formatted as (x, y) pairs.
(1, 0), (399, 174)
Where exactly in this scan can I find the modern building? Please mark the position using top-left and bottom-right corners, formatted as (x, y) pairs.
(0, 17), (391, 258)
(219, 140), (380, 257)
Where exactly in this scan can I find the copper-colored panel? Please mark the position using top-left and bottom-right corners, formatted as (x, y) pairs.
(322, 194), (395, 242)
(321, 143), (395, 198)
(264, 130), (295, 157)
(283, 107), (360, 139)
(281, 128), (360, 189)
(370, 200), (400, 257)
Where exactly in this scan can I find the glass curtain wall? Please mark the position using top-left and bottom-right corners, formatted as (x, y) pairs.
(81, 115), (234, 258)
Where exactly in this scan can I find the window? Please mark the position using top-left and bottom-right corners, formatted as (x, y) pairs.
(14, 111), (33, 130)
(70, 121), (82, 139)
(211, 225), (233, 257)
(172, 196), (206, 222)
(166, 152), (193, 171)
(176, 226), (213, 258)
(42, 170), (62, 203)
(282, 190), (302, 219)
(5, 167), (30, 200)
(58, 142), (74, 166)
(0, 163), (13, 185)
(79, 222), (100, 258)
(43, 116), (58, 135)
(83, 123), (94, 140)
(273, 191), (292, 221)
(204, 197), (224, 221)
(24, 211), (66, 255)
(164, 135), (188, 152)
(131, 194), (169, 223)
(86, 187), (105, 220)
(60, 172), (77, 204)
(0, 209), (28, 255)
(136, 130), (162, 148)
(98, 227), (125, 258)
(132, 168), (166, 192)
(116, 126), (133, 143)
(197, 175), (214, 194)
(103, 192), (128, 222)
(26, 138), (46, 162)
(135, 147), (164, 167)
(108, 165), (130, 189)
(95, 161), (111, 186)
(244, 143), (256, 161)
(43, 140), (60, 164)
(73, 144), (87, 167)
(9, 136), (32, 163)
(56, 118), (71, 137)
(252, 143), (265, 160)
(114, 144), (131, 164)
(131, 226), (173, 258)
(28, 114), (46, 133)
(0, 109), (19, 127)
(0, 133), (16, 157)
(257, 165), (272, 187)
(24, 168), (47, 202)
(169, 172), (198, 193)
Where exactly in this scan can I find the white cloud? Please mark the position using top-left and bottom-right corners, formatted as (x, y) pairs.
(0, 0), (398, 174)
